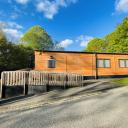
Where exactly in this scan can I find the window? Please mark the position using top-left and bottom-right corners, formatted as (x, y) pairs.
(97, 59), (110, 68)
(119, 59), (128, 68)
(48, 56), (56, 68)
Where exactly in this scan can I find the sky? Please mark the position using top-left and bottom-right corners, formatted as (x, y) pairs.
(0, 0), (128, 51)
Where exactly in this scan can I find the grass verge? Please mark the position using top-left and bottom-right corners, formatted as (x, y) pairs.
(111, 78), (128, 86)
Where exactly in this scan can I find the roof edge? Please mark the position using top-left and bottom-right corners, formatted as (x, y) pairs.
(35, 50), (128, 55)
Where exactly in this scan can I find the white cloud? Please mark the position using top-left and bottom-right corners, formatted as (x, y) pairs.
(36, 0), (78, 19)
(36, 1), (59, 19)
(10, 5), (28, 20)
(3, 28), (23, 41)
(76, 35), (93, 47)
(0, 21), (7, 29)
(0, 21), (23, 42)
(58, 39), (73, 48)
(10, 13), (19, 20)
(115, 0), (128, 13)
(12, 0), (78, 19)
(15, 0), (30, 4)
(57, 35), (93, 49)
(7, 22), (23, 29)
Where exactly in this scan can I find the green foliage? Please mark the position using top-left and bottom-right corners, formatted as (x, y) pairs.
(86, 38), (106, 52)
(105, 17), (128, 53)
(21, 25), (53, 50)
(86, 17), (128, 53)
(0, 25), (58, 73)
(6, 45), (34, 70)
(0, 31), (34, 73)
(0, 32), (8, 70)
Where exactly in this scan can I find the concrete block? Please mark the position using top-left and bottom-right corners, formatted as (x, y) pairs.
(28, 85), (47, 94)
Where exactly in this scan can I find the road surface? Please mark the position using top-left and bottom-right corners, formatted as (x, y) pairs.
(0, 86), (128, 128)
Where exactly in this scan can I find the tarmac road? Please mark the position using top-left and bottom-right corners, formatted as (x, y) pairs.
(0, 86), (128, 128)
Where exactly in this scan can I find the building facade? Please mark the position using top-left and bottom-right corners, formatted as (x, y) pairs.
(35, 50), (128, 79)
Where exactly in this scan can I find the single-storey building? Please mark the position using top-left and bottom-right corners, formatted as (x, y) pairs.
(35, 50), (128, 79)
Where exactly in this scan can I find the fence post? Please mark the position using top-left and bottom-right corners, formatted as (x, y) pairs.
(25, 72), (30, 95)
(0, 72), (5, 99)
(64, 74), (68, 89)
(0, 73), (2, 99)
(46, 73), (49, 92)
(24, 72), (28, 95)
(0, 84), (2, 99)
(0, 86), (5, 99)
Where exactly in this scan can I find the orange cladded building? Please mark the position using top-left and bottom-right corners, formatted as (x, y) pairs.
(35, 50), (128, 79)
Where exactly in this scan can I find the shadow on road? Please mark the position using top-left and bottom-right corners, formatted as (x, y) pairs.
(0, 80), (122, 107)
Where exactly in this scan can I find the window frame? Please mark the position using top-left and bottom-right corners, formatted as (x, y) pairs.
(119, 59), (128, 68)
(48, 59), (56, 68)
(97, 59), (111, 68)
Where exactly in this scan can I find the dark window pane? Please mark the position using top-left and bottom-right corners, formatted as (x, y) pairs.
(48, 59), (56, 68)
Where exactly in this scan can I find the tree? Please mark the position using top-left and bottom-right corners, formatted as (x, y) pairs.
(51, 41), (65, 51)
(20, 25), (53, 50)
(105, 17), (128, 53)
(85, 38), (106, 52)
(0, 30), (34, 76)
(0, 30), (8, 72)
(6, 44), (33, 70)
(85, 17), (128, 53)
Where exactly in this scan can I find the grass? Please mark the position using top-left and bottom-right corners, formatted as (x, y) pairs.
(112, 78), (128, 86)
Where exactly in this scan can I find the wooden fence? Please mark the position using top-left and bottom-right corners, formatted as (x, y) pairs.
(1, 71), (29, 86)
(29, 71), (83, 87)
(0, 71), (84, 98)
(0, 71), (29, 98)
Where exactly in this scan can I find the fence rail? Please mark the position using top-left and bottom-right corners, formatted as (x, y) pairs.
(0, 71), (84, 98)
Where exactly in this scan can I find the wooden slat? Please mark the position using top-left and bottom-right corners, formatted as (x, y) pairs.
(1, 71), (84, 88)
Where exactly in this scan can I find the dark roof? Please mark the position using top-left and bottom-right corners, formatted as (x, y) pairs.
(35, 50), (128, 55)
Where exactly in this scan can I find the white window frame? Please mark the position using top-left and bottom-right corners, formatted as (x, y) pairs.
(119, 59), (128, 68)
(97, 59), (110, 68)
